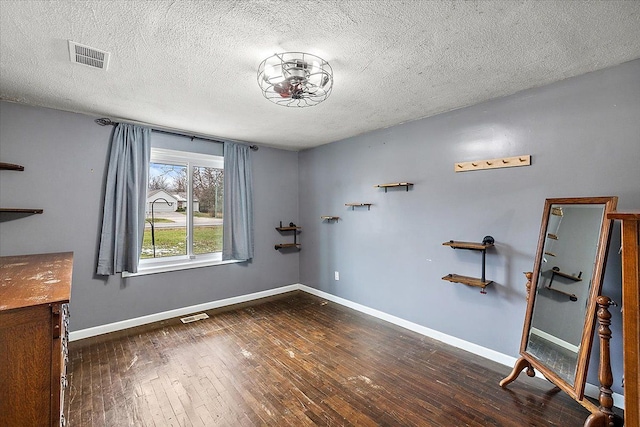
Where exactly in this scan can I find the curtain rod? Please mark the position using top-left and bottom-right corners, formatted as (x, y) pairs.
(95, 117), (258, 151)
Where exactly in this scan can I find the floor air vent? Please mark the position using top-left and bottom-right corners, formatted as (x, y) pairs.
(68, 40), (110, 70)
(180, 313), (209, 324)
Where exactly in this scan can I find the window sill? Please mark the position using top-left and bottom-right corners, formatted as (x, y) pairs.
(122, 257), (242, 277)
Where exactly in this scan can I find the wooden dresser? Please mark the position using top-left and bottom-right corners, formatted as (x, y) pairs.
(0, 252), (73, 427)
(607, 212), (639, 427)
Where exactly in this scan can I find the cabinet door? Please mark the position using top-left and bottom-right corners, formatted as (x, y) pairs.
(0, 305), (52, 427)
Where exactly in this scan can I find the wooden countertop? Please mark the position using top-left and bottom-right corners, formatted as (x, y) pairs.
(0, 252), (73, 311)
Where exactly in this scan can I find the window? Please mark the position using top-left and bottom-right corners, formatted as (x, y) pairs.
(134, 147), (229, 275)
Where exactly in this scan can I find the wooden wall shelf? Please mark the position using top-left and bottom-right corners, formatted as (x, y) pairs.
(545, 267), (582, 302)
(274, 243), (301, 250)
(0, 162), (25, 171)
(1, 162), (43, 220)
(321, 216), (340, 222)
(442, 273), (492, 289)
(275, 222), (301, 251)
(374, 182), (413, 192)
(276, 226), (301, 232)
(442, 236), (495, 294)
(0, 208), (44, 214)
(544, 286), (578, 302)
(454, 155), (531, 173)
(443, 240), (494, 251)
(345, 203), (372, 210)
(550, 268), (582, 282)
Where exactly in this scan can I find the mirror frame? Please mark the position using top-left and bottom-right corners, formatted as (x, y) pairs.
(519, 196), (617, 400)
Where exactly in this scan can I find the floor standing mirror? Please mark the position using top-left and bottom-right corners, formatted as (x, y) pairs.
(500, 197), (618, 425)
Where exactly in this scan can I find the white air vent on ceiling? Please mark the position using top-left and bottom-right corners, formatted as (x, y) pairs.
(68, 40), (110, 70)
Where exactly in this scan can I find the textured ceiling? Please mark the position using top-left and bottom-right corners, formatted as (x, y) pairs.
(1, 1), (639, 150)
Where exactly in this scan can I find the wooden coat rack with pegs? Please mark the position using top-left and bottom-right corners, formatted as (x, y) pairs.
(454, 155), (531, 173)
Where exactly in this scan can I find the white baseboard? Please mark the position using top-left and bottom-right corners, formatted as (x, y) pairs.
(69, 284), (299, 342)
(298, 284), (624, 410)
(69, 282), (624, 409)
(299, 285), (518, 366)
(530, 327), (580, 353)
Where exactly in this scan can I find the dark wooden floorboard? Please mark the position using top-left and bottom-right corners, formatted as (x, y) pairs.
(65, 291), (594, 426)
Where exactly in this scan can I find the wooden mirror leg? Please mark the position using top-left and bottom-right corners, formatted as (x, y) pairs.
(500, 356), (535, 388)
(500, 272), (536, 388)
(584, 412), (608, 427)
(584, 296), (623, 427)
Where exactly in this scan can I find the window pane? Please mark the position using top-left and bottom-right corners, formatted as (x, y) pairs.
(192, 165), (223, 255)
(142, 163), (187, 259)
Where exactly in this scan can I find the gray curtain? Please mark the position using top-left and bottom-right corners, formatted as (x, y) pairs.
(96, 124), (151, 275)
(222, 142), (254, 261)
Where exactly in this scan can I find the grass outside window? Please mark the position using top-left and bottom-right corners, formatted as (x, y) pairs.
(141, 225), (222, 259)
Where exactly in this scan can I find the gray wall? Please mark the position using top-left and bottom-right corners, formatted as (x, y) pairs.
(1, 59), (638, 398)
(298, 59), (640, 395)
(0, 101), (300, 331)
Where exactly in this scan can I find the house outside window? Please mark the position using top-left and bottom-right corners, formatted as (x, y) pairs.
(136, 147), (225, 274)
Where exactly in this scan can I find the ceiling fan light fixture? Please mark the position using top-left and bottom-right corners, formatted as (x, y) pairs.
(257, 52), (333, 107)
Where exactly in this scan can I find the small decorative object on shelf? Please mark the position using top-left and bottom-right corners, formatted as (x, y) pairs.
(275, 221), (301, 250)
(321, 216), (340, 222)
(345, 203), (372, 210)
(442, 236), (494, 294)
(373, 182), (413, 192)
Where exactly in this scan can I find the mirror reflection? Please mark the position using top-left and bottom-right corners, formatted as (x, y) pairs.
(526, 204), (605, 385)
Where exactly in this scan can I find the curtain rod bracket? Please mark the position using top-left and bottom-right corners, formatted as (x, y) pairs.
(95, 118), (116, 126)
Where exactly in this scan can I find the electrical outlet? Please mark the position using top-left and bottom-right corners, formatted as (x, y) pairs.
(334, 271), (339, 281)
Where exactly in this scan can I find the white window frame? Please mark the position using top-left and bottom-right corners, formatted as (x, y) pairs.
(124, 147), (236, 277)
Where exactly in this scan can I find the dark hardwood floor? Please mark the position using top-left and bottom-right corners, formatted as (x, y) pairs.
(64, 291), (593, 426)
